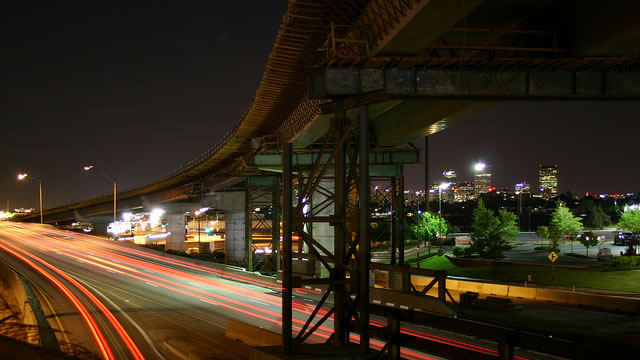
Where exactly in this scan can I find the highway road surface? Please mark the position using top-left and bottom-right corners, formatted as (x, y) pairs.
(0, 222), (543, 359)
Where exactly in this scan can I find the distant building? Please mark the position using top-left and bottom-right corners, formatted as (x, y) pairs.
(539, 165), (558, 199)
(515, 181), (531, 194)
(454, 181), (474, 202)
(443, 169), (457, 183)
(473, 163), (492, 197)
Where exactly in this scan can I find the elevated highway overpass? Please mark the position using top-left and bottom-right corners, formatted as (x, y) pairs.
(17, 1), (640, 356)
(22, 0), (640, 261)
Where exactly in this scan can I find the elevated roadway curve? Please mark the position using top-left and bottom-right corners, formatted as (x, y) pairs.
(22, 0), (640, 222)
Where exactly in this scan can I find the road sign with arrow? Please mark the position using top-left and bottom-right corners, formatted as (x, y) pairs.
(548, 251), (558, 263)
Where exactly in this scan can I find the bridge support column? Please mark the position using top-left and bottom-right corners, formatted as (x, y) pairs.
(206, 191), (247, 267)
(166, 213), (186, 251)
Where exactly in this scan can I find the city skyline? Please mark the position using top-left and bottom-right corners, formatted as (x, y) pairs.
(403, 100), (640, 197)
(2, 3), (640, 209)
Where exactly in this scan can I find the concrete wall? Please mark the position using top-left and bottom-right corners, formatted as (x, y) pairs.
(0, 262), (38, 344)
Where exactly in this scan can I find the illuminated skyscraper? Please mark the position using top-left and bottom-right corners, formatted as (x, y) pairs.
(515, 181), (531, 194)
(441, 170), (456, 202)
(455, 181), (474, 202)
(539, 165), (558, 199)
(443, 169), (457, 183)
(473, 163), (492, 196)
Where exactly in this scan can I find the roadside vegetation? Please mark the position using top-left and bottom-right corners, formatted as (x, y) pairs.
(417, 255), (640, 293)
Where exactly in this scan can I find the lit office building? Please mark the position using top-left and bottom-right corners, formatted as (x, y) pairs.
(539, 165), (558, 199)
(455, 181), (474, 202)
(515, 181), (531, 194)
(443, 169), (457, 183)
(473, 163), (492, 196)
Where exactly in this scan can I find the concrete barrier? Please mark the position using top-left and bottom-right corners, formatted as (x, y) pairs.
(482, 283), (509, 297)
(374, 270), (388, 288)
(0, 262), (38, 344)
(601, 296), (640, 313)
(457, 280), (484, 294)
(445, 279), (460, 292)
(507, 286), (537, 300)
(566, 292), (603, 308)
(535, 288), (569, 304)
(226, 319), (281, 347)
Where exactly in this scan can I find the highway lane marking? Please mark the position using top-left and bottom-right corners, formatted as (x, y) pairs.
(249, 299), (268, 306)
(65, 271), (227, 331)
(75, 260), (85, 263)
(199, 299), (218, 306)
(372, 300), (381, 304)
(145, 282), (159, 287)
(400, 305), (409, 310)
(79, 279), (167, 360)
(188, 282), (203, 287)
(386, 302), (395, 307)
(105, 270), (115, 274)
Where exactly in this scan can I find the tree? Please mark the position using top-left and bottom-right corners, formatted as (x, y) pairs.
(536, 226), (549, 245)
(470, 200), (519, 260)
(412, 212), (448, 246)
(618, 206), (640, 233)
(577, 231), (597, 257)
(550, 201), (584, 252)
(584, 207), (611, 229)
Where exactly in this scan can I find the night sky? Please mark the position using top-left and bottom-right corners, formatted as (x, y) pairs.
(2, 1), (639, 210)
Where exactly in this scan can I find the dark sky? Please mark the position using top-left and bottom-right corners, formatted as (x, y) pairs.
(1, 1), (639, 210)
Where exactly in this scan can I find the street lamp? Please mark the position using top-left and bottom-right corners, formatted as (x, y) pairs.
(17, 173), (43, 224)
(438, 183), (451, 251)
(84, 165), (117, 223)
(438, 182), (450, 250)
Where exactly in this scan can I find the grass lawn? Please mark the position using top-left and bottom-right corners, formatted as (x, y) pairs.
(417, 255), (640, 293)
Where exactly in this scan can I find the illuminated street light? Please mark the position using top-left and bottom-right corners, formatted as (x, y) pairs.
(17, 173), (43, 224)
(84, 165), (117, 223)
(438, 182), (451, 251)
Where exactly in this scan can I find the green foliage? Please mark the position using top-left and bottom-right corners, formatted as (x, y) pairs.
(577, 231), (597, 257)
(470, 200), (519, 260)
(604, 256), (640, 271)
(618, 208), (640, 233)
(452, 246), (465, 257)
(550, 201), (584, 244)
(412, 212), (448, 245)
(584, 207), (611, 229)
(536, 225), (549, 244)
(534, 246), (560, 253)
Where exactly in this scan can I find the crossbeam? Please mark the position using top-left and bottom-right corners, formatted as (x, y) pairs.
(310, 68), (640, 99)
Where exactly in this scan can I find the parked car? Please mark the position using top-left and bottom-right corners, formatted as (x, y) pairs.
(613, 232), (639, 246)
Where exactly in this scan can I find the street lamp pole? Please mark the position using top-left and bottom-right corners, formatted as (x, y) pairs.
(438, 182), (450, 250)
(84, 166), (116, 223)
(17, 174), (43, 224)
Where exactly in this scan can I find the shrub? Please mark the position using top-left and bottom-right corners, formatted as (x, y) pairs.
(452, 246), (465, 257)
(463, 246), (474, 257)
(604, 256), (640, 270)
